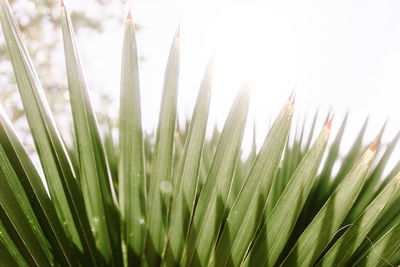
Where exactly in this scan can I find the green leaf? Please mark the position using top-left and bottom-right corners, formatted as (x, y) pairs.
(104, 120), (118, 186)
(198, 127), (218, 190)
(243, 120), (331, 267)
(181, 85), (251, 266)
(0, 112), (52, 265)
(327, 117), (369, 196)
(317, 170), (400, 266)
(210, 97), (294, 267)
(0, 171), (51, 266)
(0, 108), (78, 266)
(388, 246), (400, 264)
(353, 220), (400, 267)
(376, 157), (400, 196)
(281, 142), (376, 266)
(267, 112), (311, 214)
(0, 212), (28, 267)
(164, 56), (213, 266)
(348, 130), (400, 222)
(360, 186), (400, 259)
(303, 111), (321, 152)
(229, 122), (257, 209)
(292, 114), (347, 244)
(145, 30), (180, 266)
(61, 4), (121, 265)
(119, 13), (146, 264)
(0, 1), (98, 264)
(364, 159), (400, 243)
(316, 112), (348, 197)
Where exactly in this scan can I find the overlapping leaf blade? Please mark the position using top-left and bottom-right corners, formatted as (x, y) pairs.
(354, 220), (400, 267)
(1, 1), (400, 266)
(0, 218), (24, 267)
(318, 170), (400, 266)
(281, 143), (376, 266)
(353, 177), (400, 263)
(145, 30), (180, 266)
(0, 113), (53, 266)
(0, 168), (51, 266)
(119, 13), (146, 264)
(347, 130), (400, 222)
(61, 3), (121, 265)
(181, 85), (250, 266)
(327, 117), (369, 197)
(243, 121), (331, 267)
(0, 1), (98, 265)
(0, 108), (78, 266)
(315, 112), (348, 198)
(164, 56), (213, 266)
(289, 114), (348, 250)
(210, 97), (294, 267)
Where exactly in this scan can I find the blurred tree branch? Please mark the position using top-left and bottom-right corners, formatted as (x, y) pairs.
(0, 0), (133, 149)
(0, 0), (114, 120)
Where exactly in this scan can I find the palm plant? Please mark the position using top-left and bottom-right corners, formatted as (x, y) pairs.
(0, 0), (400, 266)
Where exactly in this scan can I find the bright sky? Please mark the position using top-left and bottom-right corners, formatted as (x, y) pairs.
(68, 0), (400, 171)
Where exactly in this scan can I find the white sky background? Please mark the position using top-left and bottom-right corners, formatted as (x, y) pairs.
(65, 0), (400, 172)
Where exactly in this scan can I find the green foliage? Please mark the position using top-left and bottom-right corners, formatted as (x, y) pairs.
(1, 1), (400, 266)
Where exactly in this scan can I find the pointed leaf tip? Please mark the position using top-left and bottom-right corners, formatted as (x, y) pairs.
(326, 114), (334, 129)
(126, 9), (132, 21)
(369, 129), (384, 152)
(288, 90), (294, 101)
(175, 25), (180, 38)
(370, 136), (379, 152)
(60, 0), (64, 8)
(288, 90), (296, 106)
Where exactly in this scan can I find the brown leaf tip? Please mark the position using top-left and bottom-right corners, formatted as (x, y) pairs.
(127, 9), (132, 21)
(370, 136), (379, 152)
(288, 90), (294, 101)
(60, 0), (64, 8)
(288, 90), (296, 106)
(326, 114), (335, 129)
(175, 25), (181, 38)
